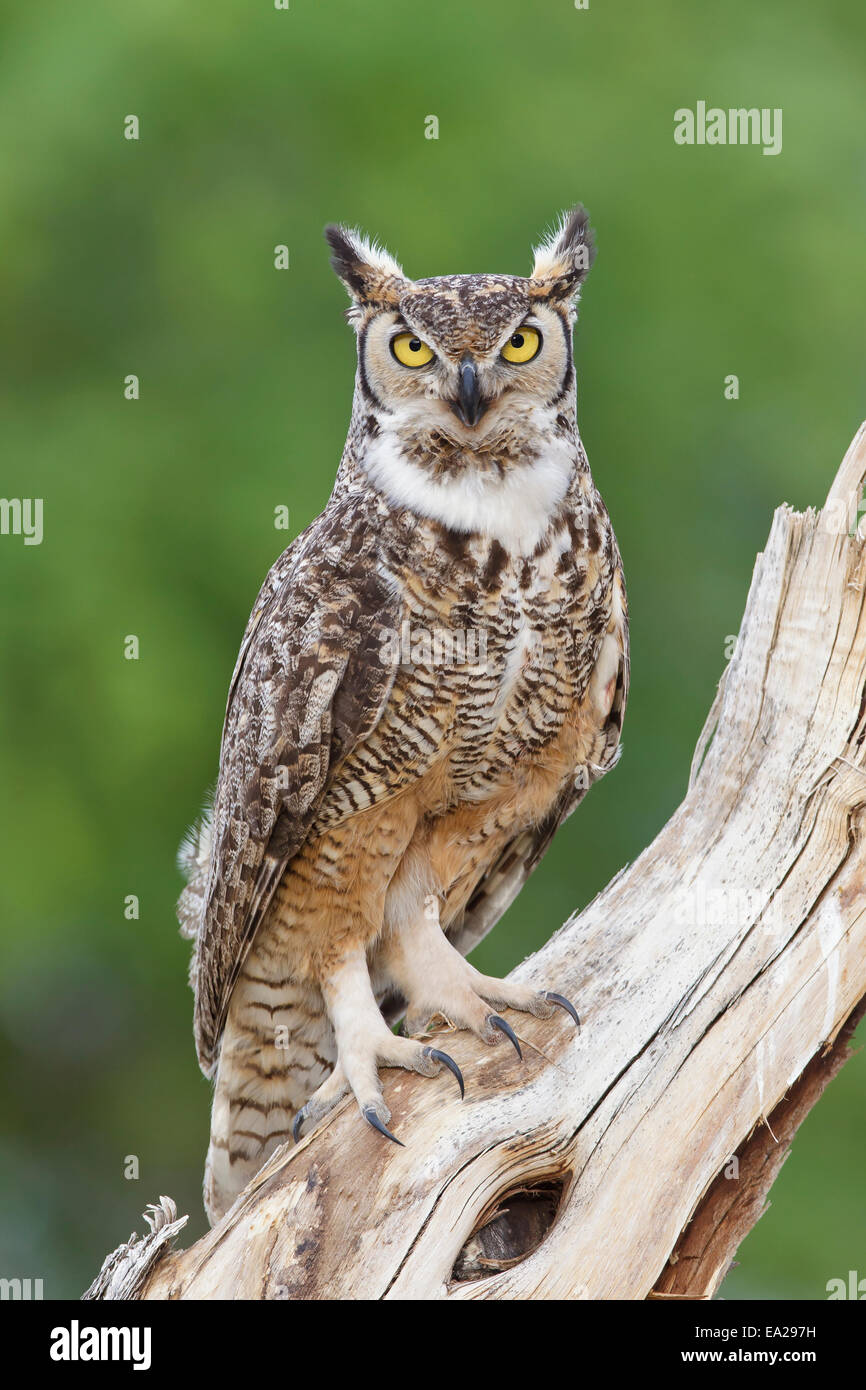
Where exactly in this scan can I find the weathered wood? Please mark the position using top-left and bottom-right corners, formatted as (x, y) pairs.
(82, 1198), (188, 1301)
(651, 996), (866, 1299)
(90, 423), (866, 1301)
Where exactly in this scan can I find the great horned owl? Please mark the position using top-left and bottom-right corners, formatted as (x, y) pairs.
(178, 207), (629, 1225)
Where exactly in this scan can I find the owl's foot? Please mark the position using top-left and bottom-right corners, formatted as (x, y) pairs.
(294, 1039), (463, 1144)
(293, 1059), (349, 1142)
(407, 972), (578, 1047)
(488, 1012), (523, 1058)
(381, 909), (581, 1052)
(293, 950), (464, 1144)
(542, 991), (581, 1029)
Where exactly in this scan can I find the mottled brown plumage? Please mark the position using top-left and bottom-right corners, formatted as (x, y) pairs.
(179, 208), (628, 1223)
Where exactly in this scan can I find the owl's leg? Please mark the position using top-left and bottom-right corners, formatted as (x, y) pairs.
(293, 948), (463, 1143)
(379, 900), (579, 1048)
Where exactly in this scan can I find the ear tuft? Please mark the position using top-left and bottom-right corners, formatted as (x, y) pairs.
(529, 206), (596, 305)
(324, 224), (407, 310)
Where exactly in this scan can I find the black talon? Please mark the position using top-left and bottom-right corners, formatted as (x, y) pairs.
(363, 1106), (404, 1146)
(424, 1046), (465, 1099)
(292, 1109), (306, 1143)
(544, 991), (581, 1030)
(489, 1014), (523, 1060)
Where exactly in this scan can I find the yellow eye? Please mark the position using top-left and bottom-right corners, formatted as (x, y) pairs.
(501, 326), (541, 364)
(391, 332), (434, 367)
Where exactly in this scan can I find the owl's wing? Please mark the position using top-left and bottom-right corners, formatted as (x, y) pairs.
(448, 558), (630, 962)
(192, 521), (401, 1075)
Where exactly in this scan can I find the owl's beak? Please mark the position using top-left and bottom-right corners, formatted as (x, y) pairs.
(452, 357), (486, 427)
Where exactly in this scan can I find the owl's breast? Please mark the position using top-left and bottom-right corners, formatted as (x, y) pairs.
(315, 504), (621, 829)
(387, 519), (613, 800)
(442, 560), (594, 798)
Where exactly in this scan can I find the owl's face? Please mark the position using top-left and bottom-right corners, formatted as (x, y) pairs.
(361, 281), (571, 438)
(326, 210), (594, 449)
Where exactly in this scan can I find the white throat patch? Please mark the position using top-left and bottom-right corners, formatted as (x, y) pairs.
(362, 414), (577, 555)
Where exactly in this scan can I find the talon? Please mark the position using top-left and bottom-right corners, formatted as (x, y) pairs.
(488, 1014), (523, 1060)
(363, 1107), (404, 1146)
(544, 991), (581, 1030)
(424, 1046), (465, 1099)
(292, 1108), (307, 1144)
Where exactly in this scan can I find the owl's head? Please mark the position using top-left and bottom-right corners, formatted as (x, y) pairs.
(324, 209), (594, 441)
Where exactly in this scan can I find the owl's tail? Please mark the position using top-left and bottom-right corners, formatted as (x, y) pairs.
(203, 971), (336, 1225)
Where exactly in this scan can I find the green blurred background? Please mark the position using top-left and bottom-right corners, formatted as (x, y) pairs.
(1, 0), (863, 1300)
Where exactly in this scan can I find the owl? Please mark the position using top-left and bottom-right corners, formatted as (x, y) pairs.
(178, 207), (629, 1225)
